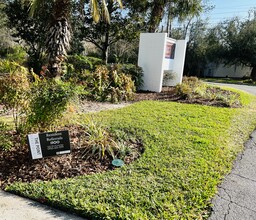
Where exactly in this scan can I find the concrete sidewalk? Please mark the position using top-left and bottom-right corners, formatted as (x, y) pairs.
(209, 130), (256, 219)
(0, 190), (84, 220)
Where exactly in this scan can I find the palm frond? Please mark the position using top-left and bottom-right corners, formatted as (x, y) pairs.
(101, 0), (110, 23)
(114, 0), (123, 9)
(91, 0), (100, 23)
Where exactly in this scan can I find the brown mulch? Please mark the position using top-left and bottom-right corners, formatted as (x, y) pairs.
(0, 86), (241, 189)
(134, 87), (242, 108)
(0, 125), (143, 189)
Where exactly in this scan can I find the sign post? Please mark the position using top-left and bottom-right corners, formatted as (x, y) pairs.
(27, 130), (71, 159)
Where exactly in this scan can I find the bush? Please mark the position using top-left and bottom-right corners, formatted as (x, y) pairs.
(67, 55), (103, 72)
(5, 46), (27, 64)
(110, 63), (143, 89)
(0, 60), (30, 132)
(26, 78), (76, 131)
(80, 120), (120, 160)
(175, 76), (241, 107)
(64, 55), (103, 82)
(83, 65), (135, 103)
(0, 122), (13, 151)
(175, 76), (206, 99)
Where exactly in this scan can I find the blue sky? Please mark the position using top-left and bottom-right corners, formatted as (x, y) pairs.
(203, 0), (256, 25)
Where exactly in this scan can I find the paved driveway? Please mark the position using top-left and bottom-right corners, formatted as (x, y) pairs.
(208, 82), (256, 220)
(206, 82), (256, 96)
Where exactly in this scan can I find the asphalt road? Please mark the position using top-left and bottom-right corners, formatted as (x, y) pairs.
(208, 82), (256, 220)
(207, 82), (256, 96)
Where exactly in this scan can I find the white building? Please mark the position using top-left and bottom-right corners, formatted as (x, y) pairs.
(203, 63), (252, 78)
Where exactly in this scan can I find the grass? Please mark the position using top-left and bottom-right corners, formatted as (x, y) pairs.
(201, 77), (256, 86)
(5, 89), (256, 219)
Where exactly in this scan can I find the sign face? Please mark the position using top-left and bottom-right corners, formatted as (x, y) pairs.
(165, 42), (176, 59)
(27, 130), (71, 159)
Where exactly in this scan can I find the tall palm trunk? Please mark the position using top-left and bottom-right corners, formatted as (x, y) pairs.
(46, 0), (71, 77)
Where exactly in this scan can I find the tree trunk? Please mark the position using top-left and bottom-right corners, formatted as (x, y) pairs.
(102, 23), (110, 64)
(251, 66), (256, 81)
(46, 0), (71, 77)
(102, 46), (109, 65)
(148, 1), (165, 33)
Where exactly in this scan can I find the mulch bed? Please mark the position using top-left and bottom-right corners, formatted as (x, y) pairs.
(134, 87), (241, 108)
(0, 125), (143, 189)
(0, 86), (241, 189)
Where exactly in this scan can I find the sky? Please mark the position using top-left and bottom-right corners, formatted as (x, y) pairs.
(202, 0), (256, 26)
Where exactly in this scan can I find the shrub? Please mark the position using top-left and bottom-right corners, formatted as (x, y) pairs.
(67, 55), (93, 72)
(83, 65), (135, 103)
(0, 122), (13, 151)
(6, 46), (27, 64)
(67, 55), (103, 72)
(64, 55), (103, 83)
(175, 76), (206, 99)
(110, 63), (143, 89)
(0, 60), (30, 132)
(79, 120), (120, 160)
(26, 77), (76, 131)
(175, 76), (241, 107)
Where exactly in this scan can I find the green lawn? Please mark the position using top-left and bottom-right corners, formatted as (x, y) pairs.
(201, 77), (256, 86)
(6, 90), (256, 219)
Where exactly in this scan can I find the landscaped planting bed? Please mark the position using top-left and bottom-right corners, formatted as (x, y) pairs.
(5, 89), (256, 219)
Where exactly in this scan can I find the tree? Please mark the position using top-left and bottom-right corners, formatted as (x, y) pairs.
(126, 0), (203, 33)
(24, 0), (122, 76)
(0, 0), (16, 56)
(210, 13), (256, 80)
(183, 18), (209, 76)
(81, 0), (144, 64)
(5, 0), (51, 72)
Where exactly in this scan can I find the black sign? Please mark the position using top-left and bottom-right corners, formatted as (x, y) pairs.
(28, 130), (71, 159)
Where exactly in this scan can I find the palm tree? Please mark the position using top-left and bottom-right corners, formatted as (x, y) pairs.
(28, 0), (122, 77)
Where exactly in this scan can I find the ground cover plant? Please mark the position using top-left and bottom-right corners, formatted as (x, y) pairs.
(201, 77), (256, 86)
(4, 88), (256, 219)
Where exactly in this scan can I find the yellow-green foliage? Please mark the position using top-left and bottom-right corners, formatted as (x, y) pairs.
(84, 65), (135, 103)
(0, 60), (30, 132)
(175, 76), (206, 99)
(26, 77), (76, 132)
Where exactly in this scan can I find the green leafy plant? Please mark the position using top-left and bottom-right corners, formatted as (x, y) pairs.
(26, 77), (76, 131)
(79, 119), (120, 160)
(175, 76), (206, 99)
(0, 122), (13, 151)
(0, 60), (30, 133)
(5, 46), (27, 64)
(110, 64), (144, 89)
(83, 65), (135, 103)
(175, 77), (241, 107)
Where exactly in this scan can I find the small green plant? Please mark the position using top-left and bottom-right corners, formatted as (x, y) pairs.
(79, 120), (120, 160)
(110, 64), (144, 89)
(0, 60), (30, 133)
(175, 76), (206, 99)
(163, 70), (176, 85)
(26, 77), (76, 131)
(83, 65), (135, 103)
(6, 46), (27, 64)
(0, 122), (13, 151)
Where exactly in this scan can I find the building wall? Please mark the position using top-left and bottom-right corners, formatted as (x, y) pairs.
(204, 63), (252, 78)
